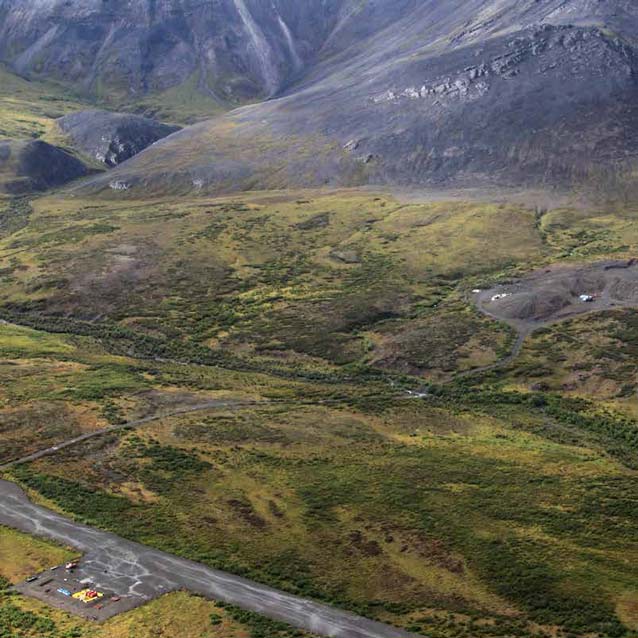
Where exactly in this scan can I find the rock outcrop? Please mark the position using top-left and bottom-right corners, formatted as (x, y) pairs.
(58, 110), (180, 166)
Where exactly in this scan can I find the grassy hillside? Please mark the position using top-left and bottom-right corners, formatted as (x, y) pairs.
(120, 71), (228, 125)
(0, 63), (223, 148)
(0, 191), (541, 378)
(0, 65), (89, 142)
(1, 188), (638, 637)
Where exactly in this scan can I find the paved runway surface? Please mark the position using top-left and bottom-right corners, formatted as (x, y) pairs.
(0, 479), (417, 637)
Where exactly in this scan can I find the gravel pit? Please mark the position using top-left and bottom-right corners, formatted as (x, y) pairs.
(475, 259), (638, 331)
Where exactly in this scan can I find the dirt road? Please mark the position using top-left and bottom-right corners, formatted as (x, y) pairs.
(0, 399), (253, 471)
(463, 259), (638, 378)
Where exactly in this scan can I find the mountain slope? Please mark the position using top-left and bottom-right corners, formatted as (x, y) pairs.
(0, 139), (90, 194)
(71, 0), (638, 194)
(0, 0), (348, 109)
(2, 0), (638, 191)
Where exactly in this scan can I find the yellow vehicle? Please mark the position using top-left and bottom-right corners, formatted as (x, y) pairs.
(72, 589), (104, 603)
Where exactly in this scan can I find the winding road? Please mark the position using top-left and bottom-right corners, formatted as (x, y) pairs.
(455, 329), (529, 380)
(0, 479), (416, 637)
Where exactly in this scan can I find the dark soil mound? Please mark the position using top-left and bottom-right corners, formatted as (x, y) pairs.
(496, 291), (570, 322)
(0, 140), (90, 194)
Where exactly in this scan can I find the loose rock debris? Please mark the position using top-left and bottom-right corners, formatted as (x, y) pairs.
(475, 259), (638, 332)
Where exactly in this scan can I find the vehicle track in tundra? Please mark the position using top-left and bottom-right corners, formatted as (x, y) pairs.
(0, 399), (253, 471)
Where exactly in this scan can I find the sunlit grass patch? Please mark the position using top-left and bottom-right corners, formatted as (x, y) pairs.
(0, 526), (76, 583)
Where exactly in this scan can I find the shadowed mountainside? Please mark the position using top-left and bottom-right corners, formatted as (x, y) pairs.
(0, 139), (90, 194)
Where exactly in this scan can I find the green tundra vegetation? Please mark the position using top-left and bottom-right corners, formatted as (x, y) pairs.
(0, 63), (215, 134)
(0, 65), (89, 143)
(2, 13), (638, 638)
(0, 64), (227, 145)
(1, 185), (638, 638)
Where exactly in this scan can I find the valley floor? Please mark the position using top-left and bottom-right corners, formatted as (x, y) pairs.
(1, 188), (638, 638)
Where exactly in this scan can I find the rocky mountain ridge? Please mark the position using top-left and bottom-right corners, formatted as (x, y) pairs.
(1, 0), (638, 191)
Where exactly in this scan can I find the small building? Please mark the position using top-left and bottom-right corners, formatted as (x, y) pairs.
(579, 294), (594, 303)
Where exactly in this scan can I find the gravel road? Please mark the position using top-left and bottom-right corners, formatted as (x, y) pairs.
(0, 479), (417, 638)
